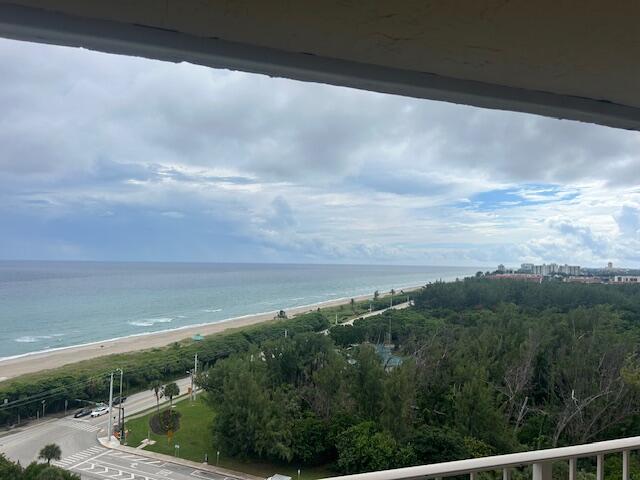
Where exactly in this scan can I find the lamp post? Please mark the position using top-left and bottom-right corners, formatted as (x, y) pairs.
(117, 369), (124, 444)
(107, 372), (114, 443)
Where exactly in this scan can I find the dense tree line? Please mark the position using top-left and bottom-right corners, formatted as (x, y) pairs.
(199, 279), (640, 475)
(0, 312), (329, 426)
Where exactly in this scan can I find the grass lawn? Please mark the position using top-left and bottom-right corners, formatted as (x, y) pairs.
(125, 395), (335, 480)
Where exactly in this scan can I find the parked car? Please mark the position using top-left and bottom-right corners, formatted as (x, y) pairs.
(90, 405), (109, 417)
(73, 407), (92, 418)
(113, 396), (127, 405)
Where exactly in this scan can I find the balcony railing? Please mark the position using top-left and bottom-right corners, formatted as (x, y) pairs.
(324, 436), (640, 480)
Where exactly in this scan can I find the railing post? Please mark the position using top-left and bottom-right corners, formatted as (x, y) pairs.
(569, 457), (577, 480)
(533, 462), (552, 480)
(470, 472), (476, 480)
(596, 454), (604, 480)
(503, 468), (511, 480)
(623, 450), (630, 480)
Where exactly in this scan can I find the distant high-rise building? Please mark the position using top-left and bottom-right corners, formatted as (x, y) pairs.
(527, 263), (580, 276)
(607, 262), (613, 269)
(497, 264), (505, 273)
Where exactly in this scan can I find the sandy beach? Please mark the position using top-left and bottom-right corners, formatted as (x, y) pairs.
(0, 287), (421, 382)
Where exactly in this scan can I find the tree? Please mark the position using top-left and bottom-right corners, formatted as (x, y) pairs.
(335, 421), (415, 474)
(410, 427), (470, 463)
(350, 298), (355, 312)
(151, 381), (163, 414)
(0, 453), (23, 479)
(24, 462), (80, 479)
(38, 444), (61, 465)
(164, 383), (180, 407)
(373, 290), (379, 300)
(203, 353), (297, 461)
(353, 345), (385, 420)
(381, 362), (416, 441)
(291, 413), (329, 465)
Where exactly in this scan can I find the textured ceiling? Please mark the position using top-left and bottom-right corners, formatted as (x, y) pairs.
(1, 0), (639, 128)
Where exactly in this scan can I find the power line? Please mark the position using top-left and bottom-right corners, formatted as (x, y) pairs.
(0, 353), (199, 412)
(0, 372), (112, 411)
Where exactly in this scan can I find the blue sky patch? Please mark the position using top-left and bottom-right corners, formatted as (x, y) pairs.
(458, 184), (579, 211)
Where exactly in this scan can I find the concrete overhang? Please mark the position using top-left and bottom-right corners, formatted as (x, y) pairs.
(0, 1), (639, 130)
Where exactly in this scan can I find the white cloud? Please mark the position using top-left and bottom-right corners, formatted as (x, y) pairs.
(1, 38), (640, 266)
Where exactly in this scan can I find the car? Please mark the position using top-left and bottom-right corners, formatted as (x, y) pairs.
(113, 396), (127, 405)
(90, 405), (109, 417)
(73, 407), (92, 418)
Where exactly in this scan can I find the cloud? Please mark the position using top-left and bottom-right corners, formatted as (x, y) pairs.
(615, 206), (640, 238)
(1, 38), (640, 266)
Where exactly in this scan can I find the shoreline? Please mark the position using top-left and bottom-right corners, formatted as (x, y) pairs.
(0, 284), (425, 382)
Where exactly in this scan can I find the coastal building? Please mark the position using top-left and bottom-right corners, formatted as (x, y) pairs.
(520, 263), (535, 273)
(611, 276), (640, 284)
(565, 276), (602, 284)
(374, 343), (403, 371)
(531, 263), (580, 276)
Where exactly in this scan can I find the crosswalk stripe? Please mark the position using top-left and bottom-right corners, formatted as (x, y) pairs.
(59, 419), (101, 432)
(53, 445), (108, 469)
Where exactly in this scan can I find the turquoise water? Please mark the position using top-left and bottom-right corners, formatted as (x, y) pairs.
(0, 261), (477, 359)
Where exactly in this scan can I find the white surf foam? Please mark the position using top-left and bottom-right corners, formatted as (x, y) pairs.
(128, 317), (173, 327)
(15, 334), (64, 343)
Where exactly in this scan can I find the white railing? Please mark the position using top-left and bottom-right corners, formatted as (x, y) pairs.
(323, 436), (640, 480)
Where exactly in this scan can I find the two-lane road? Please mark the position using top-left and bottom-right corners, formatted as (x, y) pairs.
(0, 376), (207, 480)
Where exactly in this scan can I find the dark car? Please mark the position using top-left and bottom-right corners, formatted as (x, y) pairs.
(73, 407), (92, 418)
(113, 396), (127, 405)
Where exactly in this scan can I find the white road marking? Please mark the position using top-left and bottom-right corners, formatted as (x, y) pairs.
(52, 445), (105, 468)
(190, 471), (225, 480)
(77, 457), (169, 480)
(58, 418), (102, 432)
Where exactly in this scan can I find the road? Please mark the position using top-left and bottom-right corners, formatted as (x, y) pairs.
(0, 376), (222, 480)
(341, 300), (412, 326)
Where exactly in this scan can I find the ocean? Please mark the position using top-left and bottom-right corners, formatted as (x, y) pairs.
(0, 261), (478, 360)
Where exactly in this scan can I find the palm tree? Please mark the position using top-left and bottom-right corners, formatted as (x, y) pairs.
(38, 443), (61, 464)
(350, 298), (355, 312)
(164, 382), (180, 407)
(151, 381), (163, 414)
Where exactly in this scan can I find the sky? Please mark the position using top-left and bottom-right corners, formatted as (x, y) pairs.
(1, 38), (639, 267)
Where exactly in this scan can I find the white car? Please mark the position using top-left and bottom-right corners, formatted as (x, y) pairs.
(90, 405), (109, 417)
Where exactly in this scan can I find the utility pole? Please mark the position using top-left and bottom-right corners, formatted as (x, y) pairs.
(118, 368), (124, 443)
(107, 372), (114, 444)
(193, 353), (198, 401)
(120, 406), (125, 445)
(118, 369), (124, 444)
(189, 370), (193, 402)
